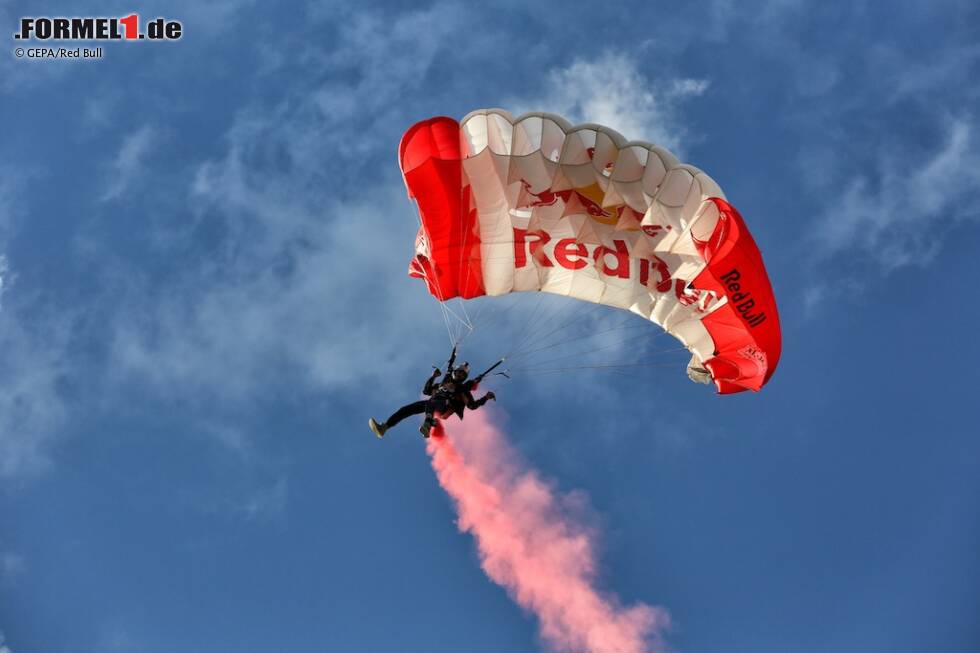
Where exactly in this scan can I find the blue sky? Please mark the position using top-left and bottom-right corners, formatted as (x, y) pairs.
(2, 1), (979, 652)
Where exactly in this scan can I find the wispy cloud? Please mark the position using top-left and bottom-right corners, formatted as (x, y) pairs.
(192, 474), (290, 524)
(0, 551), (26, 586)
(94, 623), (135, 653)
(0, 170), (29, 240)
(513, 52), (709, 153)
(107, 5), (468, 407)
(108, 190), (435, 405)
(175, 0), (260, 32)
(792, 26), (980, 276)
(815, 116), (980, 270)
(0, 256), (8, 309)
(0, 305), (72, 479)
(802, 277), (867, 319)
(236, 476), (288, 522)
(0, 172), (72, 480)
(0, 5), (468, 480)
(82, 92), (121, 132)
(101, 125), (157, 201)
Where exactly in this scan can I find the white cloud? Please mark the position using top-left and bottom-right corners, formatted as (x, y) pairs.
(789, 28), (980, 276)
(512, 52), (709, 154)
(101, 125), (157, 201)
(815, 117), (980, 270)
(106, 5), (466, 407)
(887, 44), (980, 105)
(0, 5), (469, 480)
(81, 91), (121, 132)
(94, 623), (134, 653)
(0, 551), (26, 586)
(236, 476), (288, 522)
(0, 174), (71, 480)
(0, 170), (30, 240)
(188, 474), (290, 524)
(108, 187), (437, 407)
(175, 0), (259, 32)
(0, 308), (71, 479)
(0, 15), (65, 95)
(0, 256), (8, 309)
(802, 277), (866, 318)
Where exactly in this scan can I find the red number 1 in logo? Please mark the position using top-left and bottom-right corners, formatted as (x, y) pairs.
(120, 14), (138, 39)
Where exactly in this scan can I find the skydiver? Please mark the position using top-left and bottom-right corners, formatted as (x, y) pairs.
(368, 347), (496, 438)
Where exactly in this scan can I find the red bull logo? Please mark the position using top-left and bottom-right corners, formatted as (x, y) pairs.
(520, 180), (610, 219)
(512, 227), (719, 312)
(518, 179), (647, 226)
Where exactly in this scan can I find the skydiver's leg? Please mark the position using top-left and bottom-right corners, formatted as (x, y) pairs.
(420, 397), (450, 437)
(371, 400), (430, 438)
(384, 400), (429, 428)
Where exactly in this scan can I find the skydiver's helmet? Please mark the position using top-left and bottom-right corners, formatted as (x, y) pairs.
(452, 363), (470, 382)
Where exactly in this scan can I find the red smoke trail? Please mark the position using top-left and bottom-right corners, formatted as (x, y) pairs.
(426, 411), (669, 653)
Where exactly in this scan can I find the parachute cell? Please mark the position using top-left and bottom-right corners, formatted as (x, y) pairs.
(399, 109), (781, 394)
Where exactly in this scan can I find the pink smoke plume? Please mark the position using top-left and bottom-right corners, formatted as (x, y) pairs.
(426, 411), (670, 653)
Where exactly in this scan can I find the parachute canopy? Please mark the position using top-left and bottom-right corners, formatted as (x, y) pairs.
(399, 109), (781, 394)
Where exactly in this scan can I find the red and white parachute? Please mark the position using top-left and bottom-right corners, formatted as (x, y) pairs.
(399, 109), (781, 394)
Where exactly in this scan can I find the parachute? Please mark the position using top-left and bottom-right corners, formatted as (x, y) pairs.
(399, 109), (781, 394)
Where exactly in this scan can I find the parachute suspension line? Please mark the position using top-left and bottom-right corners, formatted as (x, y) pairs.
(507, 320), (653, 364)
(452, 163), (482, 346)
(459, 293), (652, 375)
(528, 301), (608, 348)
(437, 297), (458, 345)
(511, 360), (686, 378)
(449, 199), (476, 342)
(506, 290), (595, 360)
(420, 265), (456, 346)
(504, 289), (553, 359)
(514, 359), (688, 373)
(510, 345), (691, 375)
(441, 301), (473, 344)
(509, 333), (677, 375)
(505, 301), (610, 360)
(428, 271), (459, 346)
(458, 297), (487, 346)
(524, 300), (632, 358)
(485, 293), (524, 331)
(437, 297), (470, 345)
(456, 298), (475, 340)
(411, 205), (464, 347)
(457, 292), (523, 348)
(502, 303), (635, 374)
(511, 342), (689, 373)
(502, 295), (568, 359)
(499, 302), (690, 379)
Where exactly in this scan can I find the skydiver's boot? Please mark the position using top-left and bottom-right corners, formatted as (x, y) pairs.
(368, 418), (387, 438)
(420, 415), (436, 438)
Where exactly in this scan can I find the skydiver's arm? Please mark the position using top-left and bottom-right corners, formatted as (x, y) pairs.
(423, 368), (441, 396)
(445, 345), (457, 373)
(465, 390), (495, 410)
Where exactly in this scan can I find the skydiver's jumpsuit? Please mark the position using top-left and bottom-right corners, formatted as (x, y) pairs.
(383, 375), (493, 429)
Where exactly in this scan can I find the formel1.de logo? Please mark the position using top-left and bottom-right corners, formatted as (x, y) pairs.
(14, 15), (182, 41)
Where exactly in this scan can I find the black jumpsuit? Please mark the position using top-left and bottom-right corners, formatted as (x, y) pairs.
(384, 376), (492, 428)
